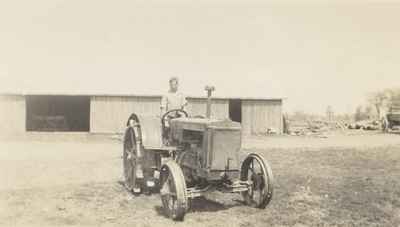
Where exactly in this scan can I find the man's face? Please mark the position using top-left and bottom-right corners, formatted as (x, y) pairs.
(170, 80), (178, 92)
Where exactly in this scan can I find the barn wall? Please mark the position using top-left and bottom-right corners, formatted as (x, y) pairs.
(242, 100), (282, 135)
(90, 96), (230, 133)
(0, 95), (26, 134)
(187, 98), (229, 119)
(90, 96), (161, 133)
(0, 94), (282, 135)
(91, 96), (282, 135)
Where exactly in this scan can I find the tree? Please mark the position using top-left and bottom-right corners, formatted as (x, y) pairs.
(368, 88), (400, 117)
(365, 106), (374, 119)
(355, 106), (368, 121)
(368, 91), (388, 118)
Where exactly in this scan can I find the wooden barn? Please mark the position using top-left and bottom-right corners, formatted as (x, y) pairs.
(0, 93), (283, 136)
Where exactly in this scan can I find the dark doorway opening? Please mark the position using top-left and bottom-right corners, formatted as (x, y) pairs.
(229, 99), (242, 123)
(26, 95), (90, 132)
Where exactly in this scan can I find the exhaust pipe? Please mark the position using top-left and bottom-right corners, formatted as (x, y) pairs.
(205, 86), (215, 118)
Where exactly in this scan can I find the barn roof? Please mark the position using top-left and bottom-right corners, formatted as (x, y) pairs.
(1, 74), (285, 101)
(0, 91), (283, 101)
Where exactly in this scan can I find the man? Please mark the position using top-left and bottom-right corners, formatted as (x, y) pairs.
(380, 99), (390, 132)
(160, 77), (188, 145)
(160, 77), (188, 115)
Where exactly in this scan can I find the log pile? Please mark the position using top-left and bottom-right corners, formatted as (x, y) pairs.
(287, 120), (348, 136)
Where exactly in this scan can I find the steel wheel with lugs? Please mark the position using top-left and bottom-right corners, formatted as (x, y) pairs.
(240, 153), (274, 208)
(123, 126), (136, 191)
(160, 161), (188, 221)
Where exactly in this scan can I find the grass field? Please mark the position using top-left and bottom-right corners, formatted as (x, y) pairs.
(0, 133), (399, 227)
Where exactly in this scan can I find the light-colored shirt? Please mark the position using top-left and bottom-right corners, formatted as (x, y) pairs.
(160, 91), (188, 113)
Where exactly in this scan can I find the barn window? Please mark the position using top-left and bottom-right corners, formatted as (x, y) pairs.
(26, 95), (90, 132)
(229, 99), (242, 123)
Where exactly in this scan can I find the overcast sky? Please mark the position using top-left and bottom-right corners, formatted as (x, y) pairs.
(1, 0), (400, 114)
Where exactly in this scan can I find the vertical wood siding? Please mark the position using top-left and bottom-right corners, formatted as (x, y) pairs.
(90, 96), (282, 135)
(90, 96), (230, 133)
(0, 95), (282, 136)
(90, 96), (161, 133)
(0, 95), (26, 134)
(242, 100), (282, 135)
(186, 98), (229, 120)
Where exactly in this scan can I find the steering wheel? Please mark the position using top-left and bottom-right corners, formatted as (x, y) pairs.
(161, 109), (188, 128)
(161, 109), (189, 143)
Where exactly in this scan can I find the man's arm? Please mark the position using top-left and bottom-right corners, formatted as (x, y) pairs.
(181, 94), (188, 111)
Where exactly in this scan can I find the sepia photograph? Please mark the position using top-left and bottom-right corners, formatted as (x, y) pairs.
(0, 0), (399, 226)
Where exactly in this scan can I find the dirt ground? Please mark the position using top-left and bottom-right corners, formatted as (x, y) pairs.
(0, 132), (399, 227)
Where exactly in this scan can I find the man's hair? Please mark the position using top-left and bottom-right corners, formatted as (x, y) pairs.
(169, 76), (179, 84)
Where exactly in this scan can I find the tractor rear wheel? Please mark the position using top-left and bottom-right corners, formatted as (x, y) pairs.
(160, 161), (188, 221)
(123, 127), (136, 192)
(240, 153), (274, 209)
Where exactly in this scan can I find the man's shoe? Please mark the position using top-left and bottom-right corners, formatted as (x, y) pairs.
(133, 187), (141, 194)
(146, 180), (155, 188)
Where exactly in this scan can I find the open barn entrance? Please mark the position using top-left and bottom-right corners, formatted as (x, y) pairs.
(26, 95), (90, 132)
(229, 99), (242, 123)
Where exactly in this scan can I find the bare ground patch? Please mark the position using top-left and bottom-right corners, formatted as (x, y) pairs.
(0, 134), (399, 226)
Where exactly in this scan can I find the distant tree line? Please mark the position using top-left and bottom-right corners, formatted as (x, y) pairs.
(287, 88), (400, 123)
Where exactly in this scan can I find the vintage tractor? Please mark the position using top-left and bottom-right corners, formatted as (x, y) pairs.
(123, 86), (274, 220)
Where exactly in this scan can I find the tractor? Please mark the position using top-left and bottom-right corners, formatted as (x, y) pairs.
(384, 99), (400, 132)
(122, 86), (274, 220)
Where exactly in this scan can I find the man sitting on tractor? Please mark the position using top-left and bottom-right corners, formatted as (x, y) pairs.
(124, 77), (188, 195)
(160, 77), (188, 144)
(160, 76), (188, 115)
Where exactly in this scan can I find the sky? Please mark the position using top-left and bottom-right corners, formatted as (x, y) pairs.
(1, 0), (400, 114)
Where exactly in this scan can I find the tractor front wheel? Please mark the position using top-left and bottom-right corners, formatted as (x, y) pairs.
(240, 153), (274, 209)
(159, 161), (188, 221)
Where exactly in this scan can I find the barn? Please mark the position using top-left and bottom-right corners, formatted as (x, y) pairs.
(0, 92), (283, 136)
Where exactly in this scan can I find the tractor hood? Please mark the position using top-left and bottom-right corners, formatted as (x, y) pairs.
(170, 118), (241, 132)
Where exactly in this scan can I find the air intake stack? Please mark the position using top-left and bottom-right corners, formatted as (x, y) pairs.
(205, 86), (215, 118)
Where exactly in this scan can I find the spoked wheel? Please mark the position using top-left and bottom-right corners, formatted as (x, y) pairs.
(240, 153), (274, 208)
(123, 126), (136, 191)
(160, 161), (188, 221)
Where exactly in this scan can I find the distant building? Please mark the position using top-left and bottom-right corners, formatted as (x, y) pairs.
(0, 92), (283, 136)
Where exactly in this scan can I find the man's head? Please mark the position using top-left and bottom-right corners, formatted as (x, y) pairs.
(169, 77), (179, 92)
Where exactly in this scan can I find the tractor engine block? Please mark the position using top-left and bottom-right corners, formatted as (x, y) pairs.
(176, 147), (203, 186)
